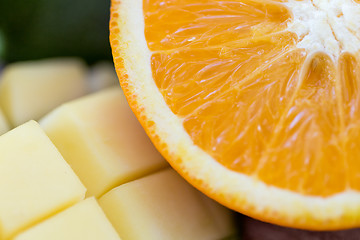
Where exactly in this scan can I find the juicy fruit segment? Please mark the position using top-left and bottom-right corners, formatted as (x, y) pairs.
(0, 121), (86, 239)
(0, 58), (87, 127)
(14, 198), (121, 240)
(110, 0), (360, 230)
(40, 87), (167, 197)
(340, 53), (360, 188)
(257, 53), (343, 196)
(143, 0), (360, 197)
(0, 108), (9, 135)
(144, 0), (291, 51)
(99, 168), (234, 240)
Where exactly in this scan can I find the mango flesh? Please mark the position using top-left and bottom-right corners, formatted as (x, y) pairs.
(200, 195), (237, 238)
(0, 121), (86, 239)
(0, 58), (87, 127)
(88, 61), (119, 92)
(99, 168), (234, 240)
(14, 198), (121, 240)
(0, 59), (236, 239)
(0, 108), (9, 135)
(40, 87), (168, 197)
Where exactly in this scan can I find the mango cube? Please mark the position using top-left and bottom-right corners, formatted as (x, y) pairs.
(14, 198), (121, 240)
(88, 61), (119, 92)
(40, 87), (167, 197)
(0, 121), (86, 239)
(200, 196), (235, 238)
(0, 108), (10, 135)
(0, 58), (88, 126)
(98, 168), (233, 240)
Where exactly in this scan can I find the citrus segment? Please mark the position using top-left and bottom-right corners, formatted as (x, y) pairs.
(110, 0), (360, 230)
(340, 53), (360, 190)
(152, 32), (298, 116)
(144, 0), (291, 50)
(183, 49), (306, 175)
(257, 53), (344, 196)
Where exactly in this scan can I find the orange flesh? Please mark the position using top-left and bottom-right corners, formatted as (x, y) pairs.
(144, 0), (360, 196)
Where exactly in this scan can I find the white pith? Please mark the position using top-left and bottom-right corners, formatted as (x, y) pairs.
(112, 0), (360, 229)
(285, 0), (360, 60)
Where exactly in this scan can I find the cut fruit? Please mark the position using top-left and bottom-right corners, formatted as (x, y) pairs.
(0, 121), (86, 239)
(110, 0), (360, 230)
(0, 81), (235, 238)
(0, 107), (10, 135)
(40, 87), (167, 197)
(88, 61), (119, 92)
(98, 168), (235, 240)
(14, 198), (121, 240)
(0, 58), (88, 127)
(200, 195), (236, 238)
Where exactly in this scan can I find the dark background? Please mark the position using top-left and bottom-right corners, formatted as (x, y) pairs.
(0, 0), (112, 63)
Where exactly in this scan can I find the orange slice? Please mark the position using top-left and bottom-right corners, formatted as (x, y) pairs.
(110, 0), (360, 230)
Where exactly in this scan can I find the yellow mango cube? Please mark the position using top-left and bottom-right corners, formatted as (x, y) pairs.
(0, 58), (88, 126)
(14, 198), (121, 240)
(200, 196), (235, 238)
(0, 121), (86, 239)
(0, 108), (10, 135)
(40, 87), (167, 197)
(88, 61), (119, 92)
(98, 168), (233, 240)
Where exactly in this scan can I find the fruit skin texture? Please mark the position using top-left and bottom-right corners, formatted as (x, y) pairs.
(110, 0), (360, 231)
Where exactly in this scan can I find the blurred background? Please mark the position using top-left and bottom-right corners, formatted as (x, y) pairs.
(0, 0), (112, 64)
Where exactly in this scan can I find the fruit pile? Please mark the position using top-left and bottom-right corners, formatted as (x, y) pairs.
(4, 0), (360, 238)
(0, 59), (235, 240)
(110, 0), (360, 231)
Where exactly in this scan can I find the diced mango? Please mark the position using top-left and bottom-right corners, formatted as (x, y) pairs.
(88, 61), (119, 92)
(14, 198), (121, 240)
(98, 168), (233, 240)
(0, 121), (86, 239)
(0, 108), (10, 135)
(40, 87), (167, 197)
(200, 195), (236, 238)
(0, 58), (88, 126)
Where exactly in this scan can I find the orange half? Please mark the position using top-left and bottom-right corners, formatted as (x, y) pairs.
(110, 0), (360, 230)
